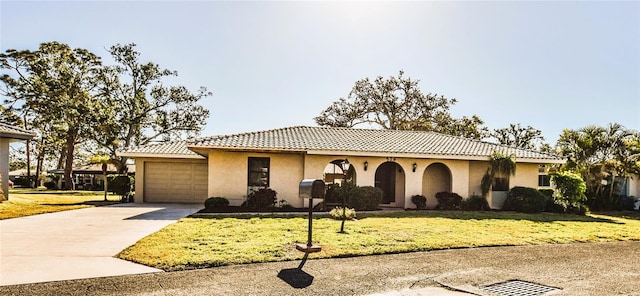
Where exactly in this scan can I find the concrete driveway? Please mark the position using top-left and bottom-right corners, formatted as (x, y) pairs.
(0, 203), (201, 286)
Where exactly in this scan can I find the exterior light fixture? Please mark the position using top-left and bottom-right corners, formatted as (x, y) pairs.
(341, 158), (351, 180)
(412, 163), (417, 172)
(364, 161), (368, 171)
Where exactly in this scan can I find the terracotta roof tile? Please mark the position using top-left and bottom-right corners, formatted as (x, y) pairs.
(189, 126), (564, 162)
(118, 140), (204, 159)
(0, 122), (36, 140)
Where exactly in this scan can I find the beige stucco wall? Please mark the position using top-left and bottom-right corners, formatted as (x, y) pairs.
(134, 149), (549, 209)
(628, 175), (640, 197)
(208, 151), (305, 207)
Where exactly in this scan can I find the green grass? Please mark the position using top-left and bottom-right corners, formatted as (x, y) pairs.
(0, 189), (119, 220)
(116, 211), (640, 271)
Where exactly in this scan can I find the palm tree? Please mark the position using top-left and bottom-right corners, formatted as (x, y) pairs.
(481, 151), (516, 197)
(90, 155), (111, 201)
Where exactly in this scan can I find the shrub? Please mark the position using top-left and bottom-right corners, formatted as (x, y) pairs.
(435, 192), (463, 210)
(551, 171), (588, 215)
(462, 194), (489, 211)
(108, 175), (132, 197)
(538, 189), (554, 200)
(247, 188), (277, 209)
(204, 197), (229, 210)
(504, 186), (546, 213)
(325, 183), (357, 204)
(43, 181), (57, 190)
(348, 186), (383, 211)
(411, 195), (427, 209)
(329, 207), (356, 220)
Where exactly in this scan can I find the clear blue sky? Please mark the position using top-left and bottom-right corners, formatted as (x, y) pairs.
(2, 1), (638, 145)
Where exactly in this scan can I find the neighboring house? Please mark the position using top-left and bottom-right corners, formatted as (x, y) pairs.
(118, 126), (565, 209)
(48, 163), (135, 190)
(0, 122), (36, 201)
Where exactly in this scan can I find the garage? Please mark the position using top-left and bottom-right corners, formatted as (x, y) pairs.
(143, 161), (208, 203)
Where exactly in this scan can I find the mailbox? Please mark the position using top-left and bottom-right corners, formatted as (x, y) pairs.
(299, 179), (326, 199)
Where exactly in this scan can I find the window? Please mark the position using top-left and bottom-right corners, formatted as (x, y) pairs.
(538, 174), (551, 187)
(493, 177), (509, 191)
(248, 157), (270, 187)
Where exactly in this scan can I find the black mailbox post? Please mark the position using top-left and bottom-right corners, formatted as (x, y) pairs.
(297, 179), (325, 253)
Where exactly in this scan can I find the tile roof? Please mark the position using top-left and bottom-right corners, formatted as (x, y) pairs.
(0, 122), (36, 140)
(117, 140), (205, 159)
(189, 126), (564, 162)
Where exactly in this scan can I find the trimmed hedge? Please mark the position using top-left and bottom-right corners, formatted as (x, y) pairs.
(204, 197), (229, 210)
(348, 186), (383, 211)
(462, 195), (489, 211)
(411, 195), (427, 209)
(247, 188), (277, 209)
(435, 192), (463, 210)
(504, 186), (546, 213)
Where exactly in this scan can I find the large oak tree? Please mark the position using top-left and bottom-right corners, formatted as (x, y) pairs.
(314, 70), (488, 139)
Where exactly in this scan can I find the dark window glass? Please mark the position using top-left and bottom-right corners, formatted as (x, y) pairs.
(538, 175), (551, 187)
(493, 177), (509, 191)
(248, 157), (270, 187)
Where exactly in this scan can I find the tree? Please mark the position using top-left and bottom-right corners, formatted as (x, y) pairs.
(93, 43), (211, 173)
(1, 42), (103, 190)
(481, 151), (517, 197)
(491, 123), (545, 150)
(90, 154), (111, 201)
(556, 123), (640, 209)
(314, 70), (488, 139)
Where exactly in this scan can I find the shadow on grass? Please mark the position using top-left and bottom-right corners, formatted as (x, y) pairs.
(41, 201), (121, 207)
(192, 210), (625, 224)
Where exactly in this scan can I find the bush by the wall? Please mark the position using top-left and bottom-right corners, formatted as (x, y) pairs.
(538, 189), (554, 200)
(504, 186), (546, 213)
(551, 171), (588, 215)
(348, 186), (383, 211)
(462, 194), (489, 211)
(435, 192), (463, 210)
(204, 197), (229, 210)
(247, 188), (277, 209)
(411, 195), (427, 209)
(107, 175), (132, 197)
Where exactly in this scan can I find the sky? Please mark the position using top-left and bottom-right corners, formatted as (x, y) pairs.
(1, 1), (639, 145)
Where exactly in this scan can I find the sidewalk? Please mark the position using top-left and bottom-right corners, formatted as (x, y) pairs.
(1, 241), (637, 295)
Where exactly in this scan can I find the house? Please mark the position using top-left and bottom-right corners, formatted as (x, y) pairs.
(0, 122), (36, 201)
(47, 163), (135, 190)
(118, 126), (565, 209)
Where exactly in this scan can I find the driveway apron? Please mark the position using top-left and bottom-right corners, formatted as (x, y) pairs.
(0, 203), (201, 286)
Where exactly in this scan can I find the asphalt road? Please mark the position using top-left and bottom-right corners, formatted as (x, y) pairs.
(1, 241), (638, 296)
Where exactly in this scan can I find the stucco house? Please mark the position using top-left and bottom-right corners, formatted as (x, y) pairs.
(118, 126), (565, 209)
(0, 122), (36, 201)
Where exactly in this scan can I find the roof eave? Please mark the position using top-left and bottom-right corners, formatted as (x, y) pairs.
(116, 151), (205, 159)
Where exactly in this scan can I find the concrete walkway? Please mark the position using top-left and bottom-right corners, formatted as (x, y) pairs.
(0, 203), (201, 286)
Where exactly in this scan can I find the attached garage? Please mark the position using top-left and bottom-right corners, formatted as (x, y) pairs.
(117, 141), (209, 204)
(144, 161), (208, 203)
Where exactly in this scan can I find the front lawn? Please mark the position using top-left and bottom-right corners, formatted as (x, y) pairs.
(0, 189), (119, 220)
(116, 211), (640, 271)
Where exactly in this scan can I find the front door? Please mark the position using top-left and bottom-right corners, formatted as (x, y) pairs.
(375, 162), (397, 204)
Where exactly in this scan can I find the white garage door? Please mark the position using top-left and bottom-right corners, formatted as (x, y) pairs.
(144, 161), (208, 203)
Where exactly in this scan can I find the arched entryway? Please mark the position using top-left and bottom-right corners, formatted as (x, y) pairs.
(422, 163), (452, 208)
(375, 162), (405, 207)
(323, 159), (356, 185)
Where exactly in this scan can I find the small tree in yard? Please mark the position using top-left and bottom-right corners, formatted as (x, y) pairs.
(90, 155), (111, 201)
(551, 171), (588, 214)
(108, 175), (132, 201)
